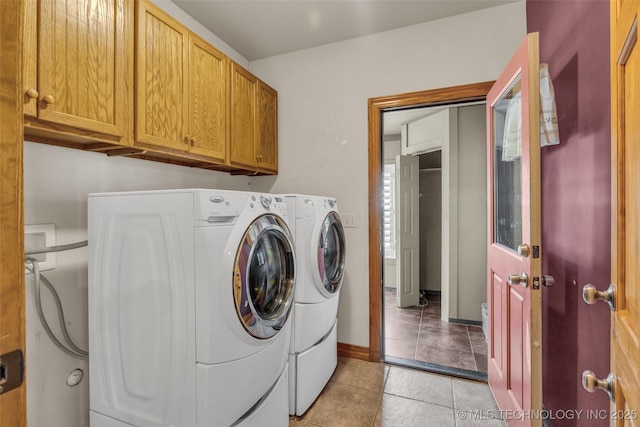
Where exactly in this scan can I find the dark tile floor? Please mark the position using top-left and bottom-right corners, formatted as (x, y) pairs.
(383, 289), (488, 373)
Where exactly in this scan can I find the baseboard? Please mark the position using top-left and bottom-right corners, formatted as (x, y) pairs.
(337, 342), (370, 361)
(449, 318), (483, 326)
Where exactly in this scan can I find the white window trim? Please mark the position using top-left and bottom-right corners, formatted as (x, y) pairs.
(383, 162), (396, 259)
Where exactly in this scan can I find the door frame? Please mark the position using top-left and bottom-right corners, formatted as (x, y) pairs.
(0, 0), (27, 425)
(367, 81), (494, 361)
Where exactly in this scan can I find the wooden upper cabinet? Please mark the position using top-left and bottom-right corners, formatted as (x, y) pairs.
(20, 0), (276, 174)
(188, 35), (227, 162)
(24, 0), (132, 140)
(135, 0), (188, 151)
(229, 61), (258, 169)
(136, 1), (227, 163)
(23, 0), (38, 118)
(256, 81), (278, 173)
(229, 61), (278, 174)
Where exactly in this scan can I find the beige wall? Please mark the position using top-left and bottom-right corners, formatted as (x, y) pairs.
(419, 168), (442, 292)
(251, 1), (526, 345)
(454, 104), (488, 321)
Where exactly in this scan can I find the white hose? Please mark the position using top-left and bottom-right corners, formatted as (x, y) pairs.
(25, 257), (88, 360)
(25, 240), (87, 256)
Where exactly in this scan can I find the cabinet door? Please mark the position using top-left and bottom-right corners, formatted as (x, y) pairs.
(188, 35), (227, 162)
(135, 1), (188, 151)
(229, 61), (258, 169)
(23, 0), (38, 117)
(256, 81), (278, 173)
(38, 0), (128, 137)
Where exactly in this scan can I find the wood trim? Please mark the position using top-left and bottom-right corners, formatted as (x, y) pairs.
(526, 32), (543, 420)
(0, 0), (26, 426)
(337, 342), (370, 361)
(367, 81), (494, 363)
(610, 1), (640, 419)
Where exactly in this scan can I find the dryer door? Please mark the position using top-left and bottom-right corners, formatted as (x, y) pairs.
(234, 214), (296, 339)
(315, 211), (346, 298)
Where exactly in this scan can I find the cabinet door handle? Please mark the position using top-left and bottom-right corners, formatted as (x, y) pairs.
(26, 88), (39, 99)
(190, 137), (195, 147)
(41, 94), (55, 104)
(256, 154), (263, 162)
(184, 135), (190, 145)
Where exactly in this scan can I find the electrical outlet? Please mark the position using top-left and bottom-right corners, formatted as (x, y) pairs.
(25, 224), (56, 271)
(342, 213), (357, 228)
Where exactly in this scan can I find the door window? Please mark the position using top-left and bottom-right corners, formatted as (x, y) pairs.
(234, 214), (295, 339)
(492, 78), (523, 252)
(317, 212), (346, 295)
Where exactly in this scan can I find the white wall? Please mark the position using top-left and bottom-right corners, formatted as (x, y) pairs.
(250, 1), (527, 347)
(24, 3), (251, 426)
(455, 104), (488, 321)
(420, 169), (442, 292)
(24, 143), (252, 427)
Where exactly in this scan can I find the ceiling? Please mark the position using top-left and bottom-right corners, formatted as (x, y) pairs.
(172, 0), (505, 136)
(173, 0), (521, 61)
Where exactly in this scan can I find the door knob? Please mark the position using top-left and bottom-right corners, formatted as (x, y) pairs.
(25, 88), (39, 99)
(517, 244), (530, 257)
(41, 94), (55, 104)
(582, 370), (615, 402)
(582, 283), (616, 311)
(508, 272), (528, 287)
(542, 275), (555, 287)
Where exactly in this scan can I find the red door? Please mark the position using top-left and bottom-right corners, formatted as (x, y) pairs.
(486, 33), (543, 427)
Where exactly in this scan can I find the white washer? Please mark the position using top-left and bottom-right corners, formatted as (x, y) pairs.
(88, 189), (296, 427)
(284, 194), (346, 416)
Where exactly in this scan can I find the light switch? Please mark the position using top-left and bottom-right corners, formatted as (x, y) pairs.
(342, 214), (357, 228)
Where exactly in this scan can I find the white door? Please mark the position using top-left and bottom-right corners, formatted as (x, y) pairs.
(396, 154), (420, 308)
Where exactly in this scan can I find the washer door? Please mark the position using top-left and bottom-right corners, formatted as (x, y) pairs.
(233, 214), (296, 339)
(316, 211), (346, 297)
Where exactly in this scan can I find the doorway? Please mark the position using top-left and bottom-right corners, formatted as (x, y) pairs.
(367, 82), (494, 378)
(381, 102), (488, 379)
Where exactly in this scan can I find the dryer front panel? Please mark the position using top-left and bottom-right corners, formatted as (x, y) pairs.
(234, 214), (296, 339)
(313, 211), (346, 298)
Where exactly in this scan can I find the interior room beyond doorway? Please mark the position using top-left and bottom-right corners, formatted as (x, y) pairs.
(381, 101), (488, 379)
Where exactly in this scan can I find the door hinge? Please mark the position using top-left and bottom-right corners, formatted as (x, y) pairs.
(0, 350), (24, 395)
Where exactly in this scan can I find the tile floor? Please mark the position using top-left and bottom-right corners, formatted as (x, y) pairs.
(289, 357), (505, 427)
(383, 289), (488, 373)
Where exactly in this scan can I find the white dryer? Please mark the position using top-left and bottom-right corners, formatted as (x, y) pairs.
(284, 194), (346, 416)
(88, 189), (296, 427)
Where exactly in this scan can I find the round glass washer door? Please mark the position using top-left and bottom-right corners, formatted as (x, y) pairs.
(233, 214), (296, 339)
(316, 211), (346, 298)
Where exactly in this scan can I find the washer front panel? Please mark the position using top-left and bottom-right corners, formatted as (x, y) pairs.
(234, 214), (295, 339)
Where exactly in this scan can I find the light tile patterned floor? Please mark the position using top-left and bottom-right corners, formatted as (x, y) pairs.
(290, 357), (505, 427)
